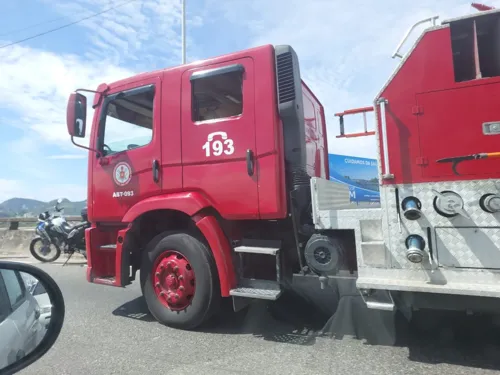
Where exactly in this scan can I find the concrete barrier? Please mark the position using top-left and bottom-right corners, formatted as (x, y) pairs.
(0, 228), (36, 256)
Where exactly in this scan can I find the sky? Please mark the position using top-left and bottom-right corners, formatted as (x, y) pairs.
(0, 0), (497, 202)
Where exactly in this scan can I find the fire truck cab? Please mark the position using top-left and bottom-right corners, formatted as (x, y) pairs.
(67, 5), (500, 331)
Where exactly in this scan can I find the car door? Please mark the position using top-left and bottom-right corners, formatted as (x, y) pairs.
(92, 77), (163, 222)
(0, 269), (40, 367)
(0, 270), (22, 369)
(1, 270), (40, 353)
(181, 58), (259, 219)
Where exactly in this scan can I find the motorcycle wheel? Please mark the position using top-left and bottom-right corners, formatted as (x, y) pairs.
(30, 238), (61, 263)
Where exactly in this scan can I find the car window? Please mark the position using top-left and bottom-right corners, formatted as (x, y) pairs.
(32, 282), (47, 296)
(0, 272), (11, 323)
(0, 270), (25, 310)
(20, 272), (38, 295)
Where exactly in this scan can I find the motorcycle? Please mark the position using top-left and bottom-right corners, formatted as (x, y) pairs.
(29, 198), (89, 264)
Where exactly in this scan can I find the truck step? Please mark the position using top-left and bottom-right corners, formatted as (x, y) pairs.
(366, 301), (395, 311)
(360, 289), (395, 312)
(93, 277), (116, 286)
(234, 245), (280, 255)
(230, 279), (282, 300)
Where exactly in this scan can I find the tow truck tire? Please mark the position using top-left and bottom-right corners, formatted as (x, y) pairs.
(140, 231), (221, 330)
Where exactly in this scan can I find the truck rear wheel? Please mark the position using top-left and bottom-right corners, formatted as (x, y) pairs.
(140, 231), (220, 330)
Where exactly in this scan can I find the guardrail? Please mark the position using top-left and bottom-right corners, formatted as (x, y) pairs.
(0, 216), (82, 230)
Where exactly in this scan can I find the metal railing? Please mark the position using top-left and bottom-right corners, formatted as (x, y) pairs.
(392, 16), (439, 59)
(0, 216), (82, 230)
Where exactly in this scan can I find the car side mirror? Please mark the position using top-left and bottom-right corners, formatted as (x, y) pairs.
(0, 262), (65, 374)
(66, 92), (87, 138)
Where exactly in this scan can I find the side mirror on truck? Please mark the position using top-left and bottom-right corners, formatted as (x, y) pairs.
(66, 92), (87, 138)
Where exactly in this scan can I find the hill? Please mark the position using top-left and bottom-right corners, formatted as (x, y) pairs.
(0, 198), (87, 218)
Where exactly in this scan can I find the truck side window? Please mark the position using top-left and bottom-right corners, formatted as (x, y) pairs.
(101, 85), (155, 155)
(191, 69), (243, 122)
(0, 270), (25, 311)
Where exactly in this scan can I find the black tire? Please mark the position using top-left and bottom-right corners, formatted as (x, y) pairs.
(29, 238), (61, 263)
(140, 231), (221, 330)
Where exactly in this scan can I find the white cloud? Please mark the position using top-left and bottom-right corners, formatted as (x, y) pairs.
(43, 0), (202, 67)
(0, 41), (134, 202)
(0, 44), (134, 147)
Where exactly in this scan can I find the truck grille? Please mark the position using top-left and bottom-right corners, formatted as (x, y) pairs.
(276, 52), (295, 104)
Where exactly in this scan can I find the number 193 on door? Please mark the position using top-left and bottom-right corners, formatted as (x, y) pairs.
(202, 131), (235, 157)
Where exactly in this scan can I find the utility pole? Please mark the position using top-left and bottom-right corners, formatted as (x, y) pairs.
(181, 0), (186, 64)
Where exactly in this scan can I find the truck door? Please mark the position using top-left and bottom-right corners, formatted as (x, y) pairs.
(417, 82), (500, 179)
(181, 58), (259, 219)
(92, 77), (162, 222)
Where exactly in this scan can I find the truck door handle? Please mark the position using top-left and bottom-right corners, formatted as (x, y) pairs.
(152, 159), (160, 183)
(246, 149), (254, 176)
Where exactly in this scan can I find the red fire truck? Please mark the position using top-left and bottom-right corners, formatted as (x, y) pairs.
(66, 4), (500, 330)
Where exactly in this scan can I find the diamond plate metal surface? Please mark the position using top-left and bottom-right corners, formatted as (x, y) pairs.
(383, 180), (500, 269)
(313, 175), (500, 295)
(435, 227), (500, 268)
(360, 220), (383, 242)
(234, 246), (280, 255)
(230, 287), (282, 300)
(357, 267), (500, 298)
(354, 180), (500, 294)
(230, 278), (282, 300)
(360, 242), (386, 267)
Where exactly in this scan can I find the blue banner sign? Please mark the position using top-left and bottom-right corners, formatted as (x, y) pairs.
(328, 154), (380, 205)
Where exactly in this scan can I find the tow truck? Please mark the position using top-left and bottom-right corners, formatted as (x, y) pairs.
(65, 3), (500, 333)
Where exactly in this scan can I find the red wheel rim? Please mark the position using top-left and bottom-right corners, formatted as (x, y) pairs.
(152, 250), (196, 311)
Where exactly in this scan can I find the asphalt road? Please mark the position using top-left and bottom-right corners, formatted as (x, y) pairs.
(10, 261), (500, 375)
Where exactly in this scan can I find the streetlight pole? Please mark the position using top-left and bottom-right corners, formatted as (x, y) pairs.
(181, 0), (186, 64)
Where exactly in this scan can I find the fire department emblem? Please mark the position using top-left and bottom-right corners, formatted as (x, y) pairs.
(113, 162), (132, 186)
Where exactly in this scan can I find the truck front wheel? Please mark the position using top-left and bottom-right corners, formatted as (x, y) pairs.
(140, 231), (221, 330)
